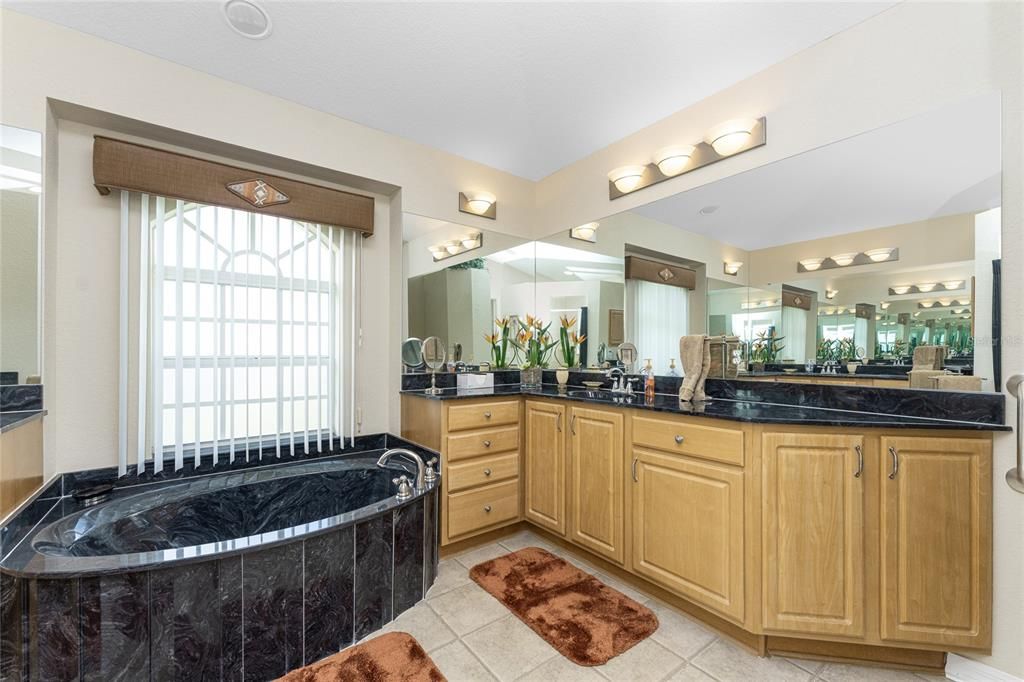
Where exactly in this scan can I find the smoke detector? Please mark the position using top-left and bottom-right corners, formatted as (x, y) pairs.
(224, 0), (272, 39)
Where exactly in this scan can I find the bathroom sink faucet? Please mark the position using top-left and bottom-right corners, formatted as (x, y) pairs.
(377, 448), (427, 491)
(606, 367), (625, 393)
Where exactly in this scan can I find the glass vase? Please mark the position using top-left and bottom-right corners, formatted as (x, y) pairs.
(520, 366), (543, 390)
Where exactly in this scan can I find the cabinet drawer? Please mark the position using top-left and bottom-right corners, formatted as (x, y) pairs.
(447, 426), (519, 461)
(448, 452), (519, 492)
(447, 400), (519, 431)
(448, 479), (520, 538)
(632, 415), (744, 466)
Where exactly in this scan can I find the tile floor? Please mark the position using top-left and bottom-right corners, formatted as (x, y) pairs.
(356, 529), (948, 682)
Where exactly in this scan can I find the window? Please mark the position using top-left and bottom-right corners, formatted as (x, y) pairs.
(626, 279), (688, 374)
(119, 194), (359, 474)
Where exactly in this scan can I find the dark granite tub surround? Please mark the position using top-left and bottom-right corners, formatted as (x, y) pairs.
(0, 385), (42, 412)
(0, 410), (45, 433)
(0, 436), (439, 681)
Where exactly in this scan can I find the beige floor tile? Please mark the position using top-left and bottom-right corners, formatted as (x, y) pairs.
(593, 571), (652, 605)
(785, 656), (826, 675)
(379, 602), (457, 652)
(690, 639), (811, 682)
(455, 542), (513, 570)
(428, 582), (508, 636)
(463, 614), (559, 681)
(426, 558), (474, 598)
(818, 663), (932, 681)
(595, 638), (685, 682)
(516, 655), (607, 681)
(430, 639), (498, 681)
(914, 673), (949, 681)
(498, 530), (555, 553)
(646, 600), (717, 660)
(666, 662), (717, 681)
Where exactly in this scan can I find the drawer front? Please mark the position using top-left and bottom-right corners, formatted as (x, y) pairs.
(447, 426), (519, 461)
(632, 415), (744, 466)
(448, 479), (520, 538)
(447, 400), (519, 432)
(448, 452), (520, 492)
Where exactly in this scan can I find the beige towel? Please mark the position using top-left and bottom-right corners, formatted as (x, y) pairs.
(912, 345), (946, 370)
(693, 337), (713, 402)
(909, 369), (945, 389)
(934, 375), (983, 392)
(679, 335), (707, 402)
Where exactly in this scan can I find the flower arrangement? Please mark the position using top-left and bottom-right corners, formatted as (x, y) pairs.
(483, 317), (515, 368)
(750, 329), (785, 364)
(557, 315), (586, 368)
(512, 315), (558, 369)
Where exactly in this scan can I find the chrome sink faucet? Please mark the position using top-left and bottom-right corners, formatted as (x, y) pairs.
(377, 448), (427, 491)
(606, 367), (625, 393)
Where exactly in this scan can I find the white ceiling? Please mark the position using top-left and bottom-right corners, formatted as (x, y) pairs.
(7, 1), (895, 180)
(630, 93), (1002, 249)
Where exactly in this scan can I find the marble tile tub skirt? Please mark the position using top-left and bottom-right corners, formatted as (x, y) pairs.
(0, 491), (439, 681)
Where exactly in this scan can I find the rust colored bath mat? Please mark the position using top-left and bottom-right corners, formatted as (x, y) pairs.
(470, 546), (658, 666)
(276, 631), (446, 682)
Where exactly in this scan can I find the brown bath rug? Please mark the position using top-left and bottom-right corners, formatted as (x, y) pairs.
(469, 546), (658, 666)
(276, 631), (446, 682)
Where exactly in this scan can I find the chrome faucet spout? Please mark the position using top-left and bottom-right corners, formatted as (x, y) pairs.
(377, 448), (427, 491)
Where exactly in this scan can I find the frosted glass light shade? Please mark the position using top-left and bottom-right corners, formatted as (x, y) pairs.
(891, 285), (911, 295)
(704, 118), (758, 156)
(723, 261), (743, 275)
(608, 166), (646, 193)
(865, 247), (894, 262)
(464, 192), (496, 215)
(653, 145), (696, 176)
(570, 222), (599, 242)
(830, 253), (857, 266)
(799, 258), (825, 271)
(917, 283), (936, 292)
(943, 280), (963, 289)
(444, 241), (461, 255)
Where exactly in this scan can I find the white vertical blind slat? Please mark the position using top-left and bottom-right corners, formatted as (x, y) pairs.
(315, 224), (323, 451)
(350, 231), (358, 446)
(304, 227), (311, 454)
(211, 207), (220, 466)
(194, 205), (202, 466)
(244, 213), (252, 462)
(290, 222), (297, 457)
(152, 197), (165, 473)
(228, 209), (237, 463)
(118, 192), (130, 477)
(275, 217), (282, 458)
(328, 227), (335, 447)
(174, 200), (185, 471)
(136, 195), (149, 473)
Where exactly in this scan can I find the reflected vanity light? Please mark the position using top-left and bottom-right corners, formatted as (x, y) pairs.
(943, 280), (964, 289)
(608, 166), (647, 193)
(891, 285), (911, 295)
(888, 280), (961, 295)
(458, 191), (497, 219)
(653, 145), (696, 176)
(865, 247), (895, 262)
(797, 248), (899, 272)
(723, 261), (743, 276)
(430, 232), (483, 262)
(830, 253), (857, 267)
(799, 258), (825, 271)
(880, 301), (891, 310)
(569, 222), (599, 243)
(825, 289), (839, 300)
(705, 118), (759, 156)
(917, 283), (937, 292)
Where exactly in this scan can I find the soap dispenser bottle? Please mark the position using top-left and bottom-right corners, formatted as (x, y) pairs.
(667, 358), (679, 377)
(643, 358), (656, 402)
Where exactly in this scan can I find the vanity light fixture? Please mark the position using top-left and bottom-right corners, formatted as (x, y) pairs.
(880, 301), (891, 310)
(891, 285), (911, 295)
(917, 283), (937, 292)
(653, 145), (696, 176)
(943, 280), (964, 289)
(913, 311), (922, 318)
(608, 117), (766, 199)
(864, 247), (895, 262)
(608, 166), (647, 194)
(569, 222), (599, 243)
(799, 258), (825, 272)
(888, 280), (962, 296)
(825, 289), (839, 300)
(917, 299), (969, 310)
(458, 191), (497, 219)
(704, 118), (759, 156)
(430, 232), (483, 262)
(830, 253), (857, 267)
(723, 261), (743, 276)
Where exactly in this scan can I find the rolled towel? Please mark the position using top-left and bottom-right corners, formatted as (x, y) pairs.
(693, 336), (713, 402)
(678, 335), (705, 402)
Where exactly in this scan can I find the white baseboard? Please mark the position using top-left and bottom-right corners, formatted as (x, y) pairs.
(946, 654), (1024, 682)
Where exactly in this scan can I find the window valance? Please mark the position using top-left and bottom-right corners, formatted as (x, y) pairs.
(93, 136), (374, 235)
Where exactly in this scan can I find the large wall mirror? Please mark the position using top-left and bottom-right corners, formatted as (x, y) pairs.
(401, 92), (1000, 392)
(0, 124), (43, 385)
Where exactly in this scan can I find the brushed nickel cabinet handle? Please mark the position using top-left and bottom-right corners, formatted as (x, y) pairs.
(632, 457), (639, 482)
(483, 440), (492, 447)
(557, 412), (562, 432)
(483, 505), (492, 513)
(674, 435), (685, 445)
(570, 414), (577, 435)
(888, 446), (899, 479)
(483, 411), (492, 419)
(854, 445), (863, 478)
(483, 468), (492, 476)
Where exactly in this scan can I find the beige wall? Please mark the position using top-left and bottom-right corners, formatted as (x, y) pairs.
(2, 3), (1022, 675)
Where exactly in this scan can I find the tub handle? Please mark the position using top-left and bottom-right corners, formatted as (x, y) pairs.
(424, 457), (439, 484)
(392, 475), (413, 501)
(484, 505), (492, 513)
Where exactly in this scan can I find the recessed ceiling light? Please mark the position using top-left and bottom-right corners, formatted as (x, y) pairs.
(699, 205), (719, 215)
(224, 0), (272, 39)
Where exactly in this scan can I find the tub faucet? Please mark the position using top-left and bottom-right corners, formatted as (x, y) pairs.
(377, 448), (427, 491)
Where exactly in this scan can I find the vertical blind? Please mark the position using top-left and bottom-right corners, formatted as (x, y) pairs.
(626, 279), (689, 375)
(118, 193), (360, 475)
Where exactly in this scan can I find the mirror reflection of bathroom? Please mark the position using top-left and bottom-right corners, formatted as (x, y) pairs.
(0, 124), (43, 385)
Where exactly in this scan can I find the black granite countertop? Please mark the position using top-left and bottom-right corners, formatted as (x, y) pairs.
(741, 371), (908, 381)
(400, 384), (1008, 431)
(0, 410), (46, 434)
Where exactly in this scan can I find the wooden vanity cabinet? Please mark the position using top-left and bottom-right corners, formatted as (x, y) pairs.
(568, 406), (625, 564)
(524, 399), (567, 536)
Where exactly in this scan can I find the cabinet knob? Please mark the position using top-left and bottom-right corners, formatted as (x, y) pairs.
(483, 440), (492, 447)
(484, 505), (492, 513)
(483, 468), (492, 476)
(674, 435), (685, 444)
(483, 411), (492, 419)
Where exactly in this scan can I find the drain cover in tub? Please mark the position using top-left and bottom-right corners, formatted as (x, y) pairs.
(72, 483), (115, 505)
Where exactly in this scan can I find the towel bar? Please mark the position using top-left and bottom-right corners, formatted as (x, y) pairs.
(1006, 374), (1024, 493)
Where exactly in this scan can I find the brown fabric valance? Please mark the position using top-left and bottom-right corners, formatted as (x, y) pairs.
(624, 255), (696, 290)
(93, 136), (374, 235)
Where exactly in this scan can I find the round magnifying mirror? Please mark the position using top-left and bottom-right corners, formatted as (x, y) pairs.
(618, 342), (638, 373)
(422, 336), (447, 371)
(402, 337), (425, 371)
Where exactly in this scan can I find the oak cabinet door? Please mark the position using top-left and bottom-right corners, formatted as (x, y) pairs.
(879, 436), (991, 649)
(524, 400), (567, 535)
(569, 406), (624, 563)
(631, 448), (745, 622)
(761, 432), (865, 637)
